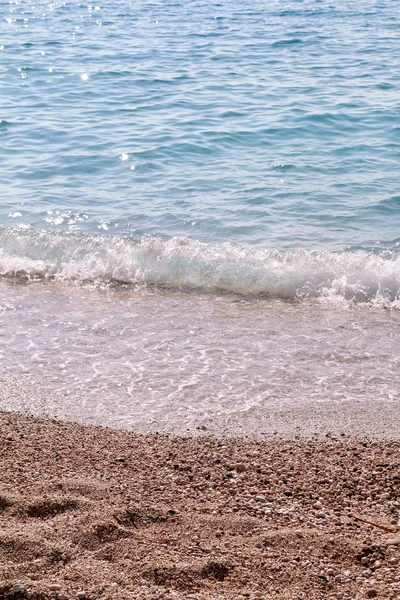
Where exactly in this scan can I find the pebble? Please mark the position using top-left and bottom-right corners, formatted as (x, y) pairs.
(295, 529), (303, 537)
(12, 584), (27, 594)
(50, 584), (62, 591)
(366, 589), (378, 598)
(77, 592), (87, 600)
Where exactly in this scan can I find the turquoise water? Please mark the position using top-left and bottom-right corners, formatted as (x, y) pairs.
(1, 0), (400, 251)
(1, 0), (400, 433)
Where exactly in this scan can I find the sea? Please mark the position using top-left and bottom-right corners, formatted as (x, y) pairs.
(0, 0), (399, 436)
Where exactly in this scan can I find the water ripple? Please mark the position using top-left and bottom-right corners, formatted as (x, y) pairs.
(1, 0), (400, 250)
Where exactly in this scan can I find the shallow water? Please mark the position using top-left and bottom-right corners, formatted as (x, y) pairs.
(1, 0), (400, 432)
(1, 280), (399, 434)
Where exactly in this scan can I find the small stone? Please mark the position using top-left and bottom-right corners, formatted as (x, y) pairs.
(384, 536), (400, 546)
(58, 595), (70, 600)
(77, 592), (87, 600)
(366, 589), (378, 598)
(295, 529), (303, 537)
(12, 585), (27, 594)
(313, 501), (323, 509)
(236, 463), (246, 472)
(50, 584), (62, 591)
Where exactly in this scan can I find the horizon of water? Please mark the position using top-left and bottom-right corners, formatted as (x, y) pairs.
(1, 0), (400, 433)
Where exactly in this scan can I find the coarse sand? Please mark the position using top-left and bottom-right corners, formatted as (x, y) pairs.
(0, 411), (399, 600)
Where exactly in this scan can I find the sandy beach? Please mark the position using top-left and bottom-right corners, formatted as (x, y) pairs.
(0, 410), (399, 600)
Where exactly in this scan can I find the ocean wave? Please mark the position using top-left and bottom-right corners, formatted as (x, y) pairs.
(0, 227), (400, 307)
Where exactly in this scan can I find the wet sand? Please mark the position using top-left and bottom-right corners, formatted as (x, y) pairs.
(0, 410), (399, 600)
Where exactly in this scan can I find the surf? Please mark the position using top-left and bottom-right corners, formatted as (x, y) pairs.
(0, 227), (399, 307)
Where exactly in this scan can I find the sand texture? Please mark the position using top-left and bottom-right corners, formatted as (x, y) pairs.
(0, 411), (399, 600)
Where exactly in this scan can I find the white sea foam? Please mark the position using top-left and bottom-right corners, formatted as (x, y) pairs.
(0, 227), (399, 307)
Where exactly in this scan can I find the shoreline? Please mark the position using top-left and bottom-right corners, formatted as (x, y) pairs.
(1, 411), (399, 600)
(1, 374), (400, 443)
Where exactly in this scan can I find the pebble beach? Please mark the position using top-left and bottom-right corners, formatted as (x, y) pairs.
(0, 411), (399, 600)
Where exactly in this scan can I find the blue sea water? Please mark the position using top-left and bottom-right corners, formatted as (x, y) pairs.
(1, 0), (400, 251)
(0, 0), (399, 433)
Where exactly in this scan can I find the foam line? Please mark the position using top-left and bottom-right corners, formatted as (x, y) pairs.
(0, 227), (399, 306)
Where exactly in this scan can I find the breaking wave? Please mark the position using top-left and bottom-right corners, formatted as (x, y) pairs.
(0, 227), (400, 307)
